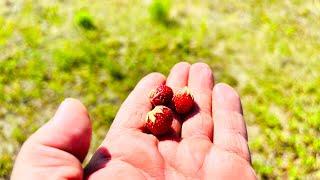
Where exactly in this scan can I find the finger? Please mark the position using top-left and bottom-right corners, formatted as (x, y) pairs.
(109, 73), (166, 131)
(212, 83), (251, 162)
(12, 98), (92, 179)
(32, 98), (91, 161)
(181, 63), (214, 141)
(165, 62), (190, 137)
(166, 62), (190, 92)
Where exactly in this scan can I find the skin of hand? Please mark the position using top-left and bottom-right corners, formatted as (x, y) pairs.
(11, 62), (256, 180)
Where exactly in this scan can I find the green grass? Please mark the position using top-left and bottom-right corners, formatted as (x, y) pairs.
(1, 0), (320, 179)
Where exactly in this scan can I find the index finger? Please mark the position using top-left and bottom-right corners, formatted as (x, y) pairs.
(109, 73), (166, 131)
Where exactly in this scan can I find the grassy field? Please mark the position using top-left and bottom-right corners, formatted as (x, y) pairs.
(0, 0), (320, 179)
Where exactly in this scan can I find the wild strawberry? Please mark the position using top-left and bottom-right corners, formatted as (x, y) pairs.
(172, 87), (194, 114)
(149, 85), (173, 106)
(145, 105), (173, 135)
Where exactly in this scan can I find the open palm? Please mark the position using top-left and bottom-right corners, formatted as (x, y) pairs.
(12, 62), (256, 180)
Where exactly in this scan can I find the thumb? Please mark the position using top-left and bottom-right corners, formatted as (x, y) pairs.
(34, 98), (92, 161)
(12, 98), (92, 179)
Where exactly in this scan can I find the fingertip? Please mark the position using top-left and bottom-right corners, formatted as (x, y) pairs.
(191, 62), (213, 76)
(213, 83), (241, 113)
(189, 62), (214, 90)
(137, 72), (166, 89)
(54, 98), (90, 124)
(169, 62), (191, 76)
(191, 62), (211, 71)
(170, 61), (191, 73)
(133, 72), (166, 95)
(145, 72), (166, 81)
(167, 62), (190, 90)
(62, 98), (88, 113)
(214, 83), (239, 97)
(173, 61), (191, 68)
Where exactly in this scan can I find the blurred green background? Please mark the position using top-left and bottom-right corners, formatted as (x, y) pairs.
(0, 0), (319, 179)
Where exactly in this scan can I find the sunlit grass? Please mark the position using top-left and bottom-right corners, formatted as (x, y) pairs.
(0, 0), (319, 179)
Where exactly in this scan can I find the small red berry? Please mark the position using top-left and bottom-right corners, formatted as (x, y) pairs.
(145, 105), (173, 135)
(149, 85), (173, 106)
(172, 87), (194, 114)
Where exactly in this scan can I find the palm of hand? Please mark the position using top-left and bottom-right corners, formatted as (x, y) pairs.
(12, 63), (256, 180)
(86, 131), (253, 179)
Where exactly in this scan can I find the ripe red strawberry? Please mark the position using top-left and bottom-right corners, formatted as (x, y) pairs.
(172, 87), (194, 114)
(149, 85), (173, 106)
(145, 105), (173, 135)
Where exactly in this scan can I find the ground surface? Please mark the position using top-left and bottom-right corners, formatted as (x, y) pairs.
(0, 0), (319, 179)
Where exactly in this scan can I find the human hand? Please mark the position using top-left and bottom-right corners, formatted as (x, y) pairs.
(11, 62), (256, 179)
